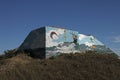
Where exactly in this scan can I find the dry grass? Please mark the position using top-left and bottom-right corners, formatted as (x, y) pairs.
(0, 52), (120, 80)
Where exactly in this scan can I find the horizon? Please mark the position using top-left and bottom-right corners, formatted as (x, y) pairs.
(0, 0), (120, 55)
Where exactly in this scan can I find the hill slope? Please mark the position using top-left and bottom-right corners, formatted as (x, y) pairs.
(0, 52), (120, 80)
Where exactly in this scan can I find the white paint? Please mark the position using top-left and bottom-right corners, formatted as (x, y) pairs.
(79, 34), (86, 40)
(69, 43), (76, 49)
(89, 35), (95, 40)
(85, 42), (94, 47)
(52, 34), (58, 40)
(46, 29), (65, 47)
(56, 43), (75, 50)
(57, 29), (65, 35)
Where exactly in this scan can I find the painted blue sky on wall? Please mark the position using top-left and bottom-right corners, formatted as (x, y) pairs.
(46, 26), (104, 47)
(0, 0), (120, 55)
(45, 26), (113, 58)
(46, 26), (78, 47)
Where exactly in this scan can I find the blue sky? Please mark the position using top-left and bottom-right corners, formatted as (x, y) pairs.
(0, 0), (120, 55)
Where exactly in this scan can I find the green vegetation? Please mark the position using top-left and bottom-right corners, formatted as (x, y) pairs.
(0, 51), (120, 80)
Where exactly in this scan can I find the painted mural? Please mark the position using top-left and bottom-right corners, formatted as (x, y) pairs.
(19, 26), (114, 58)
(46, 27), (79, 58)
(45, 26), (113, 58)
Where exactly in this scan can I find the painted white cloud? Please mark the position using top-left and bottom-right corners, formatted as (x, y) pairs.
(46, 29), (65, 47)
(89, 35), (95, 40)
(57, 29), (65, 35)
(113, 36), (120, 43)
(85, 42), (94, 47)
(79, 34), (86, 40)
(46, 33), (58, 47)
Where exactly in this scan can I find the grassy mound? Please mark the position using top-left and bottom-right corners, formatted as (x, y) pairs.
(0, 52), (120, 80)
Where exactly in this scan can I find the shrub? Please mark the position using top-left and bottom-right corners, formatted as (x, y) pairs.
(4, 49), (17, 58)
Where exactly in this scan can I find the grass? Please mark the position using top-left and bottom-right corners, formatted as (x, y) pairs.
(0, 51), (120, 80)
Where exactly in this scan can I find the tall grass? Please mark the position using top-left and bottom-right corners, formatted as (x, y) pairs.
(0, 51), (120, 80)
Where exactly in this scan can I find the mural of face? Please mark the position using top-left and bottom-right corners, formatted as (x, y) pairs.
(50, 32), (58, 39)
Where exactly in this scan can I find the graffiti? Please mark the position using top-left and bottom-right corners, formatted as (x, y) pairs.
(45, 26), (114, 58)
(19, 26), (114, 58)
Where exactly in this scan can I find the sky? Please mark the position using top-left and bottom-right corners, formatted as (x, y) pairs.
(0, 0), (120, 55)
